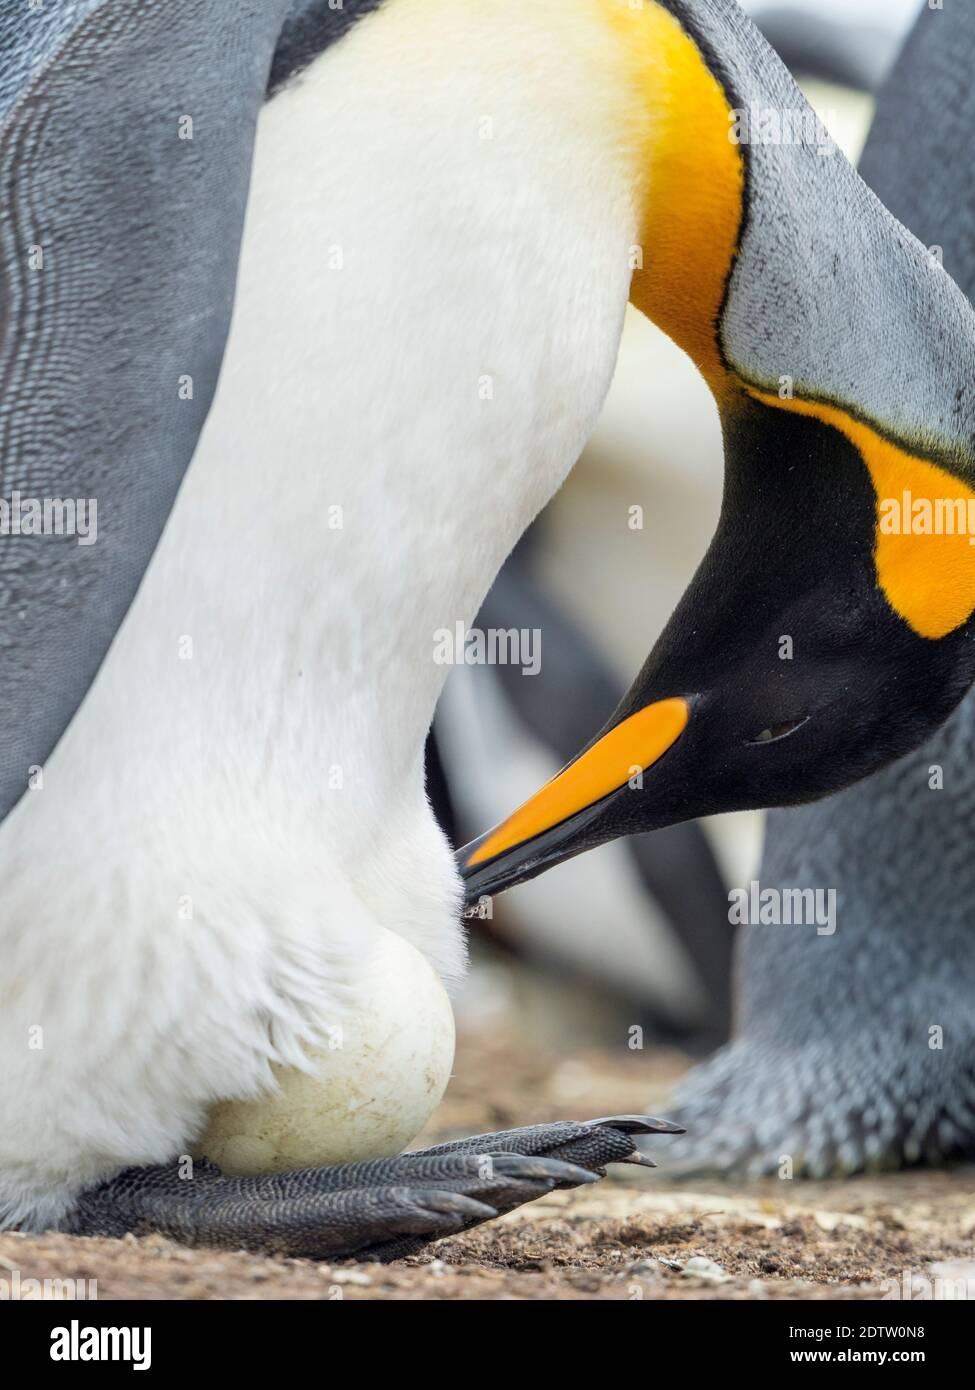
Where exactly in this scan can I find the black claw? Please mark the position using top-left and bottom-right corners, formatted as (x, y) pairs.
(618, 1151), (659, 1169)
(414, 1190), (498, 1222)
(487, 1153), (601, 1185)
(588, 1114), (686, 1136)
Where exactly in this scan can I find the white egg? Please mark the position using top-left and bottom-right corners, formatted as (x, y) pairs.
(196, 931), (455, 1175)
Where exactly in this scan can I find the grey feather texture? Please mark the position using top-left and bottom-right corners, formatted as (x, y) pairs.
(0, 0), (289, 823)
(676, 0), (975, 462)
(674, 695), (975, 1174)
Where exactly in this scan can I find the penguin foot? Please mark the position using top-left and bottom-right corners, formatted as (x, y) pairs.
(65, 1115), (680, 1261)
(359, 1114), (683, 1260)
(658, 1038), (975, 1179)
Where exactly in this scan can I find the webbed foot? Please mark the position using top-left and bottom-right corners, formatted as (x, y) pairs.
(66, 1114), (682, 1261)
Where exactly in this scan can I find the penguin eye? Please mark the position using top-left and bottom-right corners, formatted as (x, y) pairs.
(748, 717), (809, 746)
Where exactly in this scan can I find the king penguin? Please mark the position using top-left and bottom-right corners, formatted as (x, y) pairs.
(0, 0), (686, 1262)
(671, 0), (975, 1177)
(1, 0), (973, 1261)
(458, 2), (975, 1162)
(460, 0), (975, 901)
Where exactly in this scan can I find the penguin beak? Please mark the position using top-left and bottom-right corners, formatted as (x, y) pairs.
(457, 696), (689, 903)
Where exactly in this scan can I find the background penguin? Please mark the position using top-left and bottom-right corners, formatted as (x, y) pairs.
(671, 0), (975, 1177)
(3, 0), (973, 1262)
(740, 0), (922, 93)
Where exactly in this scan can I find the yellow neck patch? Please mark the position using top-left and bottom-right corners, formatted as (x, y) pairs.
(616, 0), (975, 641)
(746, 389), (975, 640)
(619, 0), (744, 399)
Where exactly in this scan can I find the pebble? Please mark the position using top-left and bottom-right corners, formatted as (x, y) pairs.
(681, 1255), (732, 1283)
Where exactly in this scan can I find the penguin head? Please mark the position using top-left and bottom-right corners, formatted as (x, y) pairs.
(459, 1), (975, 903)
(459, 390), (975, 902)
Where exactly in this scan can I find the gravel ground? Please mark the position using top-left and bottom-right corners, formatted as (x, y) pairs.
(4, 1033), (973, 1301)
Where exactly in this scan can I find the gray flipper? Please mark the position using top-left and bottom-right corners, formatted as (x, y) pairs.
(671, 3), (975, 1176)
(0, 0), (290, 823)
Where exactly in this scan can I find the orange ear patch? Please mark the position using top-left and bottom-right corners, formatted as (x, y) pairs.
(747, 388), (975, 640)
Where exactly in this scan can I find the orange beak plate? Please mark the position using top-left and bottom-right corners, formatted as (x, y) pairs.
(462, 697), (689, 870)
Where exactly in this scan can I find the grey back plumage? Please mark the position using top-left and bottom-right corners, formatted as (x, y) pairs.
(0, 2), (291, 823)
(764, 5), (975, 988)
(676, 0), (975, 460)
